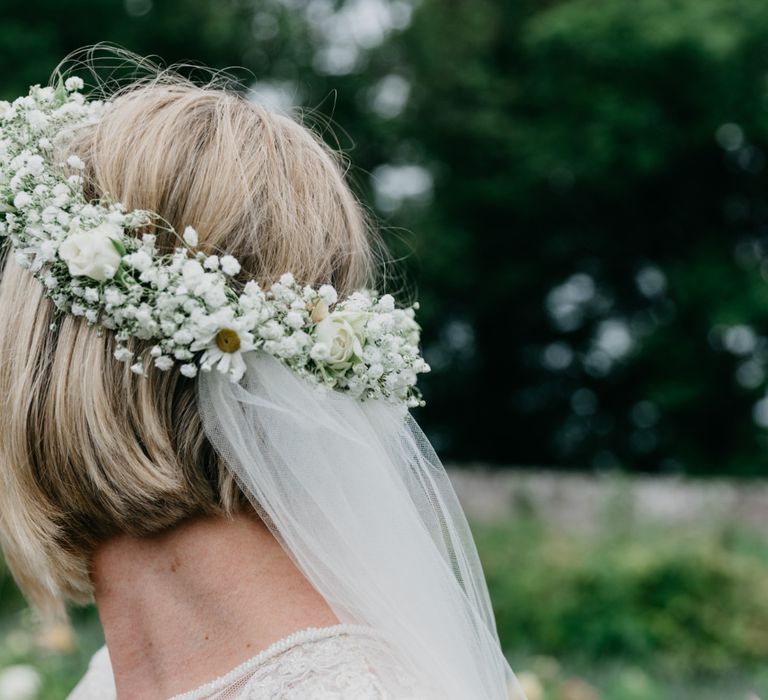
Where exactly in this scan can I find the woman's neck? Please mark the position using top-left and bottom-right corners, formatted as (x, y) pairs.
(91, 512), (339, 700)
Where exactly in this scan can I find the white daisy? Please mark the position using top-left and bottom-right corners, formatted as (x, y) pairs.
(192, 319), (256, 382)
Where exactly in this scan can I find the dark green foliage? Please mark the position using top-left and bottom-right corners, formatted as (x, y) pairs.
(391, 0), (768, 474)
(478, 519), (768, 673)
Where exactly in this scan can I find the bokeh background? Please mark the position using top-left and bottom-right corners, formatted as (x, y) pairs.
(1, 1), (768, 699)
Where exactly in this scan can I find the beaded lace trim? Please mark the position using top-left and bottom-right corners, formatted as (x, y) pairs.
(167, 624), (388, 700)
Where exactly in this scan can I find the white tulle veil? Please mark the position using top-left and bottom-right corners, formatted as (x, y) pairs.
(198, 351), (525, 700)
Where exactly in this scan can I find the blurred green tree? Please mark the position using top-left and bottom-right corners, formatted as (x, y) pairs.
(3, 0), (768, 474)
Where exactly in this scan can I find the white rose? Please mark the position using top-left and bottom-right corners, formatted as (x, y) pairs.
(331, 310), (370, 337)
(314, 314), (364, 371)
(58, 223), (123, 282)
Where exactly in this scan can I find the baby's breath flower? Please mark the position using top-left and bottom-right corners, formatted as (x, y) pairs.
(220, 255), (240, 276)
(180, 363), (198, 378)
(182, 226), (198, 247)
(318, 284), (338, 305)
(285, 311), (305, 329)
(154, 355), (174, 371)
(66, 154), (85, 170)
(13, 192), (31, 209)
(64, 76), (84, 91)
(114, 347), (133, 362)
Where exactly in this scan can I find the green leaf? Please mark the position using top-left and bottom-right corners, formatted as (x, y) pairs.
(110, 237), (126, 256)
(52, 76), (67, 105)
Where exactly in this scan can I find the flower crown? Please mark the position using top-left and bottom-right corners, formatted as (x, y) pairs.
(0, 80), (429, 407)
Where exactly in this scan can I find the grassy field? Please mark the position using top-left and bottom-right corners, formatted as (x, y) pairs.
(0, 516), (766, 699)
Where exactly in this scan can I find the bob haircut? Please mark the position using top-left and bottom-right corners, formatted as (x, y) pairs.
(0, 55), (377, 618)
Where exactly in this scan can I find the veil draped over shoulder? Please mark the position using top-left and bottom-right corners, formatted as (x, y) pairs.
(198, 352), (525, 700)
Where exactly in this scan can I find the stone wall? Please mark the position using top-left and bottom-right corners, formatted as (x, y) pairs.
(448, 467), (768, 532)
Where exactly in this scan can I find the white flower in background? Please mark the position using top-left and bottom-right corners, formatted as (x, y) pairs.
(58, 222), (123, 281)
(313, 313), (364, 371)
(0, 664), (42, 700)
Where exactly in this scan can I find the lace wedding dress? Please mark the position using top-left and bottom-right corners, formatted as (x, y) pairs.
(67, 624), (431, 699)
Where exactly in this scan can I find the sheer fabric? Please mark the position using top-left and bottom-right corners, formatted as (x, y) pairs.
(198, 352), (524, 700)
(69, 351), (524, 700)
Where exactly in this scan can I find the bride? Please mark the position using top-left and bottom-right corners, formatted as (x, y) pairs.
(0, 56), (525, 700)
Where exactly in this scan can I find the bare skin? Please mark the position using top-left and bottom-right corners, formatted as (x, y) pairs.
(91, 512), (339, 700)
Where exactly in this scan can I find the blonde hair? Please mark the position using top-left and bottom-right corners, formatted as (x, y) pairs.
(0, 65), (377, 617)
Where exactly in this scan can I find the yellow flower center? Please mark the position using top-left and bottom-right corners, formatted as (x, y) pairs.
(215, 328), (241, 353)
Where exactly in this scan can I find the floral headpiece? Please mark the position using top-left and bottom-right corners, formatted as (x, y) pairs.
(0, 80), (429, 407)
